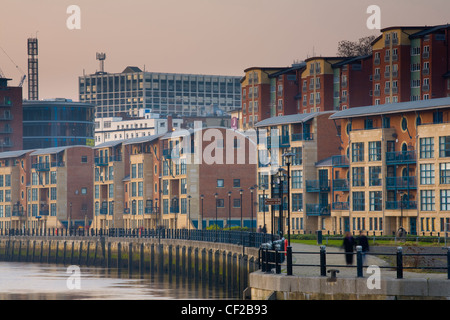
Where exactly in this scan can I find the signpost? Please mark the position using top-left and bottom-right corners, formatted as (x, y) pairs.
(264, 198), (281, 206)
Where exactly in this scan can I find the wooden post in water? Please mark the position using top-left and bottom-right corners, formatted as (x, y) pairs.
(32, 240), (36, 263)
(18, 241), (22, 262)
(117, 242), (122, 272)
(150, 243), (155, 275)
(214, 250), (220, 286)
(70, 241), (75, 265)
(78, 242), (83, 266)
(63, 241), (67, 265)
(86, 242), (91, 266)
(175, 245), (180, 280)
(139, 243), (144, 276)
(55, 242), (59, 264)
(194, 247), (199, 282)
(201, 248), (206, 282)
(47, 240), (52, 264)
(107, 242), (112, 270)
(168, 245), (173, 282)
(187, 246), (192, 280)
(128, 242), (133, 276)
(158, 244), (164, 279)
(26, 240), (30, 262)
(10, 241), (15, 261)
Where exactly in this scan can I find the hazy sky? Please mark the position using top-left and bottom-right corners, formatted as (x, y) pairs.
(1, 0), (449, 100)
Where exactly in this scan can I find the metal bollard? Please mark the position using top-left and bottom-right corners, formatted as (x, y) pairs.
(287, 246), (293, 276)
(356, 245), (363, 278)
(320, 245), (326, 277)
(396, 247), (403, 279)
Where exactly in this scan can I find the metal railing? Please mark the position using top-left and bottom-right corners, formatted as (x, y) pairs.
(259, 244), (450, 279)
(0, 227), (279, 249)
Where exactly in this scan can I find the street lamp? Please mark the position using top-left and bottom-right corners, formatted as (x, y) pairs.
(228, 191), (232, 243)
(283, 152), (295, 246)
(200, 194), (204, 239)
(239, 189), (243, 245)
(277, 168), (287, 237)
(214, 193), (219, 242)
(249, 186), (254, 232)
(187, 195), (192, 239)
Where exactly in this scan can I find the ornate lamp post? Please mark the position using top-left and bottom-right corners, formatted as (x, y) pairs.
(283, 152), (295, 246)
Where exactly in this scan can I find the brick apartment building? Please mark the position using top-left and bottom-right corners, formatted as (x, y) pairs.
(0, 78), (22, 151)
(160, 127), (257, 230)
(254, 112), (341, 234)
(329, 97), (450, 236)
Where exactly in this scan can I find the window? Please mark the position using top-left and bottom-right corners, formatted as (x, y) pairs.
(439, 136), (450, 157)
(420, 163), (435, 185)
(441, 190), (450, 211)
(369, 166), (382, 186)
(291, 147), (302, 165)
(233, 198), (241, 208)
(401, 117), (408, 131)
(352, 142), (364, 162)
(81, 156), (88, 163)
(233, 179), (240, 188)
(217, 179), (224, 188)
(181, 178), (187, 194)
(438, 162), (450, 186)
(292, 193), (303, 212)
(419, 137), (434, 159)
(352, 167), (365, 187)
(421, 190), (435, 211)
(291, 170), (303, 189)
(369, 191), (382, 211)
(353, 192), (365, 211)
(216, 199), (224, 208)
(369, 141), (381, 161)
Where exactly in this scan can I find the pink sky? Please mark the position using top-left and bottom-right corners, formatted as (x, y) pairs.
(1, 0), (449, 100)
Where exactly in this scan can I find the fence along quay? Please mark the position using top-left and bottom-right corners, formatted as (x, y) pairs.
(0, 228), (269, 299)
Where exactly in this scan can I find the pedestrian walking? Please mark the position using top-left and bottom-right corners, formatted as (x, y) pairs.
(357, 230), (369, 264)
(342, 232), (355, 265)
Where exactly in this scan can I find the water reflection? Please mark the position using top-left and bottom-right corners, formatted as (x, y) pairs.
(0, 262), (239, 300)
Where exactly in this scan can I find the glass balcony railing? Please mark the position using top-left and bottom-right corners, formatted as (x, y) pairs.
(306, 204), (331, 216)
(332, 155), (349, 167)
(332, 179), (349, 191)
(386, 176), (417, 190)
(385, 151), (416, 164)
(385, 200), (417, 210)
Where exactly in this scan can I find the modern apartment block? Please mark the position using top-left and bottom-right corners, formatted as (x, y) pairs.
(0, 146), (94, 232)
(94, 112), (183, 145)
(28, 146), (94, 230)
(79, 66), (242, 118)
(92, 140), (129, 229)
(254, 112), (341, 234)
(329, 97), (450, 236)
(331, 55), (373, 111)
(0, 150), (32, 231)
(159, 127), (257, 229)
(371, 25), (450, 105)
(0, 78), (23, 151)
(122, 134), (162, 229)
(241, 67), (286, 130)
(23, 99), (95, 149)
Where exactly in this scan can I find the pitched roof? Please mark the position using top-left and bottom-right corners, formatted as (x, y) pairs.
(254, 112), (334, 128)
(122, 133), (165, 145)
(330, 97), (450, 120)
(31, 145), (90, 156)
(0, 149), (35, 160)
(94, 140), (126, 149)
(409, 24), (450, 39)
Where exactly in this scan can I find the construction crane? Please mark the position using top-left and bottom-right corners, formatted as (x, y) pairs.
(0, 45), (26, 87)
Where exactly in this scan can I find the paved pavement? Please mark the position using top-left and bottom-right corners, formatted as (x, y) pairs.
(283, 242), (448, 279)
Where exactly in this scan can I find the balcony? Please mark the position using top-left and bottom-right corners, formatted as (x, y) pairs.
(99, 208), (108, 215)
(385, 200), (418, 210)
(145, 207), (156, 214)
(163, 148), (180, 159)
(39, 210), (49, 216)
(32, 162), (50, 171)
(279, 135), (290, 147)
(386, 176), (417, 190)
(332, 202), (349, 211)
(306, 204), (331, 217)
(332, 155), (349, 168)
(291, 133), (314, 142)
(385, 150), (416, 165)
(94, 157), (108, 166)
(306, 180), (330, 193)
(333, 179), (349, 191)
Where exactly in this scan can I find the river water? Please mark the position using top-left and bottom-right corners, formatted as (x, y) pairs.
(0, 261), (238, 300)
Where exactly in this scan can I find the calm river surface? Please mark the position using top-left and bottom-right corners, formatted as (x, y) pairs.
(0, 261), (238, 300)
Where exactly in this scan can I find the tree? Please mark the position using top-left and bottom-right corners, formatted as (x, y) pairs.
(337, 35), (376, 57)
